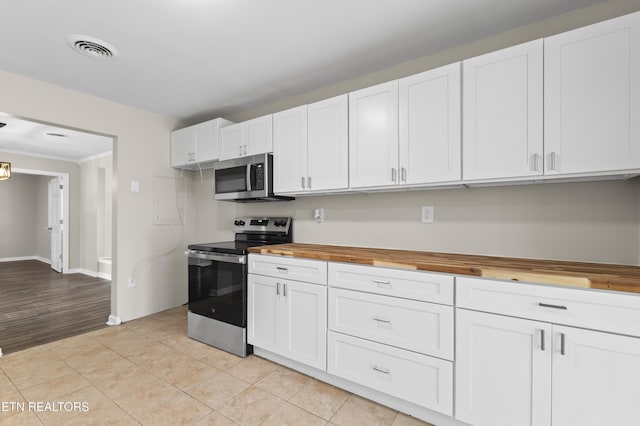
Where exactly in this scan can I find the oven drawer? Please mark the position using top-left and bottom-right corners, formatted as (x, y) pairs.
(329, 288), (453, 360)
(329, 262), (453, 304)
(249, 254), (327, 285)
(328, 331), (453, 415)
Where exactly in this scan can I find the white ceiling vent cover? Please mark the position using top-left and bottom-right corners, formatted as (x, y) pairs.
(66, 34), (120, 60)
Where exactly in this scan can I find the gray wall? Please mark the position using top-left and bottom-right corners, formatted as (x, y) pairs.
(0, 173), (39, 258)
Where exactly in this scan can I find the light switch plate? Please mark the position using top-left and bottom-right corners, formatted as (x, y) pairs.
(421, 206), (434, 223)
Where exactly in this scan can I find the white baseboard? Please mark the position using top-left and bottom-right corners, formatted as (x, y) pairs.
(97, 271), (112, 280)
(0, 256), (49, 263)
(106, 315), (122, 326)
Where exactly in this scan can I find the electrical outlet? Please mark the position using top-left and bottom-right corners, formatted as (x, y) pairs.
(128, 276), (136, 288)
(314, 208), (324, 223)
(421, 206), (434, 223)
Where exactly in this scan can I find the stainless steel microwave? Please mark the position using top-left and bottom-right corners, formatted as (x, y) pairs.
(213, 153), (293, 202)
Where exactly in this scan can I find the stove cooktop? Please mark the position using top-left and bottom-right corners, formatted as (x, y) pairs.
(187, 240), (274, 255)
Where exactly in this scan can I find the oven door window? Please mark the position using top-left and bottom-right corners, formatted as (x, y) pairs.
(188, 256), (247, 327)
(215, 166), (247, 194)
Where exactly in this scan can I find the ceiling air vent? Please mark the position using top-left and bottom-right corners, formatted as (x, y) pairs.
(45, 132), (67, 138)
(66, 35), (120, 60)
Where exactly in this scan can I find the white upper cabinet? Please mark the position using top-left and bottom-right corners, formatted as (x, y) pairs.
(219, 114), (273, 161)
(349, 81), (400, 188)
(274, 95), (348, 194)
(170, 118), (233, 169)
(307, 94), (349, 192)
(545, 12), (640, 175)
(463, 40), (544, 181)
(399, 63), (462, 184)
(273, 105), (308, 193)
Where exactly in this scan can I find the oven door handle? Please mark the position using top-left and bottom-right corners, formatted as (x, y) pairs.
(185, 250), (246, 264)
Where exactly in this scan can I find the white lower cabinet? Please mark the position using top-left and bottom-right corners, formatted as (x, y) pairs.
(248, 273), (327, 370)
(328, 331), (453, 415)
(456, 308), (640, 426)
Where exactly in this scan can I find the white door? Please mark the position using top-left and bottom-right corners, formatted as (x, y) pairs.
(307, 94), (349, 192)
(552, 325), (640, 426)
(273, 105), (308, 194)
(399, 62), (462, 185)
(349, 81), (399, 189)
(193, 120), (218, 163)
(462, 40), (544, 181)
(544, 12), (640, 175)
(247, 274), (280, 353)
(48, 176), (63, 273)
(281, 280), (327, 370)
(455, 309), (552, 426)
(170, 126), (195, 167)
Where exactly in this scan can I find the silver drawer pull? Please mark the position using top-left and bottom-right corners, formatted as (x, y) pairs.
(276, 267), (289, 273)
(373, 366), (390, 374)
(540, 329), (546, 351)
(560, 333), (566, 356)
(538, 302), (567, 310)
(276, 282), (280, 296)
(373, 317), (391, 324)
(373, 279), (391, 286)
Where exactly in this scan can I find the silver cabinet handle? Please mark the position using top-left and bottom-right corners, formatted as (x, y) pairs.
(401, 167), (407, 182)
(243, 145), (247, 156)
(538, 302), (567, 310)
(301, 177), (306, 189)
(276, 282), (280, 296)
(549, 152), (558, 171)
(373, 317), (391, 324)
(560, 333), (566, 356)
(308, 176), (312, 189)
(540, 329), (546, 351)
(391, 168), (397, 183)
(373, 366), (390, 374)
(532, 153), (540, 172)
(238, 145), (243, 156)
(283, 283), (287, 297)
(373, 279), (391, 286)
(276, 266), (288, 273)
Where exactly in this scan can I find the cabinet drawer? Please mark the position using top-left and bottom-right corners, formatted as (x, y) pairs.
(328, 262), (453, 304)
(249, 254), (327, 285)
(329, 288), (453, 360)
(328, 331), (453, 415)
(457, 276), (640, 337)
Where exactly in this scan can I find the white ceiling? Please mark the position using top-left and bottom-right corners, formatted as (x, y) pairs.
(0, 114), (113, 162)
(0, 0), (608, 125)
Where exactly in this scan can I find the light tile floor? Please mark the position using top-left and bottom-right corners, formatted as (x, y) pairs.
(0, 305), (433, 425)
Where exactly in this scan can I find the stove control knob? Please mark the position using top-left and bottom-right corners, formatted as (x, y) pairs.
(234, 220), (246, 226)
(275, 220), (287, 227)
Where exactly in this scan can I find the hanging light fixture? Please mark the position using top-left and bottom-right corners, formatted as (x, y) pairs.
(0, 162), (11, 180)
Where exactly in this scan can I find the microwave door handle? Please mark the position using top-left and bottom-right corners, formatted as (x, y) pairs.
(246, 164), (252, 192)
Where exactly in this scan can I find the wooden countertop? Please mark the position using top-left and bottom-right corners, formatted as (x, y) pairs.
(249, 243), (640, 294)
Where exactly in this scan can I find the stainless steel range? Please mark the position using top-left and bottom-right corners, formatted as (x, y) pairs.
(185, 217), (292, 357)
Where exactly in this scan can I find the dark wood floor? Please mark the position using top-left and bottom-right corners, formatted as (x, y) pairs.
(0, 260), (111, 355)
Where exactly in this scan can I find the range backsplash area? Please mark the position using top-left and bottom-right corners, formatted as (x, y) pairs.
(191, 172), (640, 266)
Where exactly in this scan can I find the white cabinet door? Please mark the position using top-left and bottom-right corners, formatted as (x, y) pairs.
(455, 309), (552, 426)
(307, 94), (349, 192)
(273, 105), (308, 193)
(170, 127), (195, 167)
(552, 325), (640, 426)
(349, 81), (399, 188)
(281, 280), (327, 370)
(245, 114), (273, 156)
(193, 120), (218, 163)
(463, 40), (544, 181)
(545, 12), (640, 175)
(399, 63), (461, 184)
(219, 123), (244, 161)
(247, 274), (280, 353)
